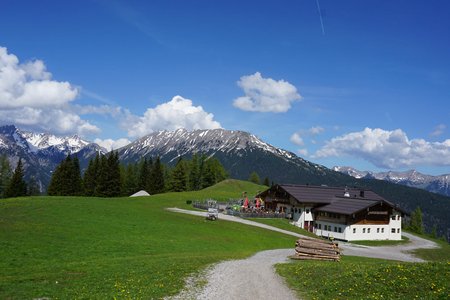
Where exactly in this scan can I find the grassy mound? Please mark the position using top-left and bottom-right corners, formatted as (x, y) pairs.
(0, 180), (292, 299)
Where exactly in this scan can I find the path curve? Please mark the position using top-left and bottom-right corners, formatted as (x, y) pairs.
(166, 208), (438, 262)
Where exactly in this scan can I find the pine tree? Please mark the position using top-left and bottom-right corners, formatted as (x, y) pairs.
(409, 206), (424, 234)
(149, 156), (165, 194)
(95, 154), (109, 197)
(83, 154), (99, 196)
(170, 157), (188, 192)
(122, 163), (138, 195)
(71, 156), (83, 195)
(4, 159), (27, 198)
(263, 177), (270, 186)
(0, 155), (12, 198)
(249, 171), (260, 184)
(188, 154), (201, 191)
(107, 151), (121, 197)
(138, 158), (149, 191)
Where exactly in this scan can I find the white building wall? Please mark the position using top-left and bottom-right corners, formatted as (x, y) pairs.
(314, 210), (403, 241)
(292, 206), (314, 229)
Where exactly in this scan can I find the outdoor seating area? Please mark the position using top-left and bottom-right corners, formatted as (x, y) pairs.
(192, 193), (288, 219)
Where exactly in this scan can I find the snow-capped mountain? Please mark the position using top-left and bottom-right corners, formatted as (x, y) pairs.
(117, 128), (346, 184)
(333, 166), (450, 197)
(0, 125), (106, 192)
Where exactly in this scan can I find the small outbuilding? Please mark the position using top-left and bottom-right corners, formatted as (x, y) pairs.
(130, 190), (151, 197)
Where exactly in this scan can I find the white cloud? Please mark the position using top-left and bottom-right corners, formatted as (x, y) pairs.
(309, 126), (324, 135)
(430, 124), (446, 137)
(94, 138), (131, 151)
(290, 133), (304, 146)
(0, 46), (99, 136)
(314, 127), (450, 169)
(125, 95), (222, 138)
(0, 47), (78, 109)
(233, 72), (301, 113)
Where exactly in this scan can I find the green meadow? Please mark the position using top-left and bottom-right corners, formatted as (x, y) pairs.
(1, 179), (449, 299)
(0, 180), (296, 299)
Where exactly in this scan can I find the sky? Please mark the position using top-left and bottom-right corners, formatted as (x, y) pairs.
(1, 0), (449, 175)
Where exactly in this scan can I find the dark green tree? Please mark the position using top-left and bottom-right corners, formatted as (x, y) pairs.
(249, 171), (260, 184)
(409, 206), (424, 234)
(149, 156), (165, 194)
(188, 153), (201, 191)
(0, 155), (12, 197)
(263, 177), (270, 186)
(94, 154), (109, 197)
(48, 155), (83, 196)
(138, 158), (149, 191)
(83, 154), (99, 196)
(170, 157), (188, 192)
(4, 159), (27, 198)
(121, 163), (138, 196)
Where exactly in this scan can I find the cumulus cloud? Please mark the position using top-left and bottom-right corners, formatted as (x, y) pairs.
(0, 46), (99, 135)
(94, 138), (131, 151)
(125, 95), (222, 138)
(233, 72), (301, 113)
(290, 133), (304, 146)
(314, 127), (450, 169)
(430, 124), (446, 137)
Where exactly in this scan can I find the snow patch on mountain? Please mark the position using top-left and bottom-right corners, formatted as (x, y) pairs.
(333, 166), (450, 197)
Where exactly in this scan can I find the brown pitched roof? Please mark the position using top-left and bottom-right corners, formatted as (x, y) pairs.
(275, 184), (386, 204)
(259, 184), (407, 215)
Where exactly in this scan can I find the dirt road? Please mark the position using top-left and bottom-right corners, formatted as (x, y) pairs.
(166, 208), (439, 299)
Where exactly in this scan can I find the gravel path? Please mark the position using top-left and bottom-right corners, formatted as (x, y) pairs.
(166, 208), (439, 299)
(170, 249), (299, 300)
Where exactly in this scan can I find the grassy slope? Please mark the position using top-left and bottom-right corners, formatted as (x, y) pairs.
(276, 232), (450, 300)
(276, 256), (449, 300)
(0, 180), (297, 299)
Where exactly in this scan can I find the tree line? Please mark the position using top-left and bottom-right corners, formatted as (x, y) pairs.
(47, 152), (228, 197)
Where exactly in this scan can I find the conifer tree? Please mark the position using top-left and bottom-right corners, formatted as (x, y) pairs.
(409, 206), (424, 234)
(249, 171), (260, 184)
(83, 154), (99, 196)
(138, 158), (149, 191)
(149, 156), (165, 194)
(188, 154), (201, 191)
(107, 151), (121, 197)
(94, 154), (109, 197)
(0, 155), (12, 198)
(122, 163), (138, 195)
(263, 177), (270, 186)
(170, 157), (188, 192)
(4, 159), (27, 198)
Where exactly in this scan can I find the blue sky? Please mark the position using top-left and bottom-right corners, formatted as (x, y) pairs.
(1, 0), (449, 175)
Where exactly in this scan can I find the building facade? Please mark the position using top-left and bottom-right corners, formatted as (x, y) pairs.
(259, 184), (406, 241)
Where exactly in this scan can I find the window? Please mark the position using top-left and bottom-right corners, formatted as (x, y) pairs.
(381, 228), (384, 233)
(306, 209), (310, 214)
(363, 228), (366, 233)
(334, 226), (337, 232)
(318, 224), (322, 229)
(397, 228), (400, 233)
(338, 227), (342, 233)
(391, 216), (396, 220)
(377, 228), (380, 233)
(391, 228), (396, 233)
(368, 228), (371, 233)
(397, 215), (401, 221)
(353, 228), (356, 234)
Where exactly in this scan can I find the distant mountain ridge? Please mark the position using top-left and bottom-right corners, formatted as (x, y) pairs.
(0, 125), (106, 191)
(333, 166), (450, 197)
(1, 125), (449, 238)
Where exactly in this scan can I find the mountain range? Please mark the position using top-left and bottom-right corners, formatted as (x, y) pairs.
(333, 166), (450, 197)
(1, 124), (449, 239)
